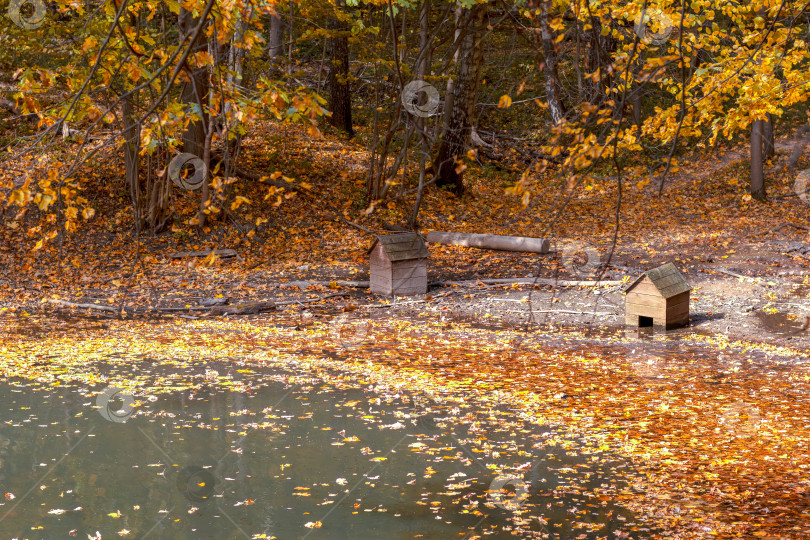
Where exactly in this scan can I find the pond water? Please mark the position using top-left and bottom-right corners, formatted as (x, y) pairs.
(0, 361), (651, 539)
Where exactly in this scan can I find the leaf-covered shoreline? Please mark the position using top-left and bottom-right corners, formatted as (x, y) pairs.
(1, 314), (809, 537)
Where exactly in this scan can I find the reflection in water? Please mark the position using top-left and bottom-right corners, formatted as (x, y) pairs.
(0, 365), (649, 539)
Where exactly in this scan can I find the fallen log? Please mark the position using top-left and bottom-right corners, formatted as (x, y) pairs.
(788, 125), (810, 169)
(273, 277), (619, 289)
(47, 300), (118, 312)
(166, 294), (348, 313)
(426, 232), (551, 253)
(169, 249), (238, 259)
(755, 222), (810, 236)
(46, 296), (338, 316)
(431, 278), (621, 287)
(527, 309), (615, 316)
(199, 297), (229, 306)
(273, 280), (370, 289)
(209, 301), (276, 315)
(711, 268), (762, 283)
(275, 293), (349, 306)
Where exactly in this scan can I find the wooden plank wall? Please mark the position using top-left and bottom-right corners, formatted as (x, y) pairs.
(370, 244), (393, 295)
(664, 291), (690, 328)
(625, 277), (690, 329)
(626, 277), (666, 324)
(369, 243), (427, 295)
(391, 261), (427, 295)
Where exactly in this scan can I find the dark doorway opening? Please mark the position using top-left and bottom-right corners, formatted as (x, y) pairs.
(638, 316), (654, 327)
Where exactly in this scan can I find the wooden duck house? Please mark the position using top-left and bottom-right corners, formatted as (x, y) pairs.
(624, 263), (691, 329)
(368, 233), (429, 296)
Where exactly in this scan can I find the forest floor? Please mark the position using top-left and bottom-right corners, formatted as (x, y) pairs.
(2, 120), (810, 538)
(1, 120), (809, 349)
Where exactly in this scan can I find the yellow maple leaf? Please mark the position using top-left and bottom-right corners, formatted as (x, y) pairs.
(9, 188), (30, 206)
(231, 196), (251, 211)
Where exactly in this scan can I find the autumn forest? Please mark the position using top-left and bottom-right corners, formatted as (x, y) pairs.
(1, 0), (810, 538)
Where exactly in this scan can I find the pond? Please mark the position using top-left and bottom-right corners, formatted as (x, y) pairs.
(0, 359), (652, 539)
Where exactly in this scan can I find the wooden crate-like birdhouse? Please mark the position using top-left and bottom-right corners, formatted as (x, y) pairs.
(624, 263), (691, 330)
(368, 233), (428, 296)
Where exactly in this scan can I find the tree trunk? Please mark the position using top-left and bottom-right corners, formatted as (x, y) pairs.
(122, 95), (141, 223)
(763, 113), (775, 160)
(409, 142), (428, 229)
(631, 87), (642, 131)
(434, 4), (486, 196)
(178, 7), (209, 157)
(408, 0), (432, 229)
(750, 119), (766, 201)
(788, 125), (810, 169)
(630, 58), (644, 132)
(287, 0), (295, 74)
(123, 94), (172, 234)
(441, 4), (462, 137)
(536, 0), (565, 124)
(399, 7), (407, 65)
(268, 12), (283, 59)
(584, 17), (616, 106)
(145, 150), (172, 233)
(196, 109), (216, 230)
(415, 0), (431, 80)
(328, 4), (353, 136)
(218, 10), (249, 211)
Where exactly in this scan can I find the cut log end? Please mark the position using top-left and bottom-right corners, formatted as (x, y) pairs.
(168, 249), (238, 259)
(209, 301), (276, 315)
